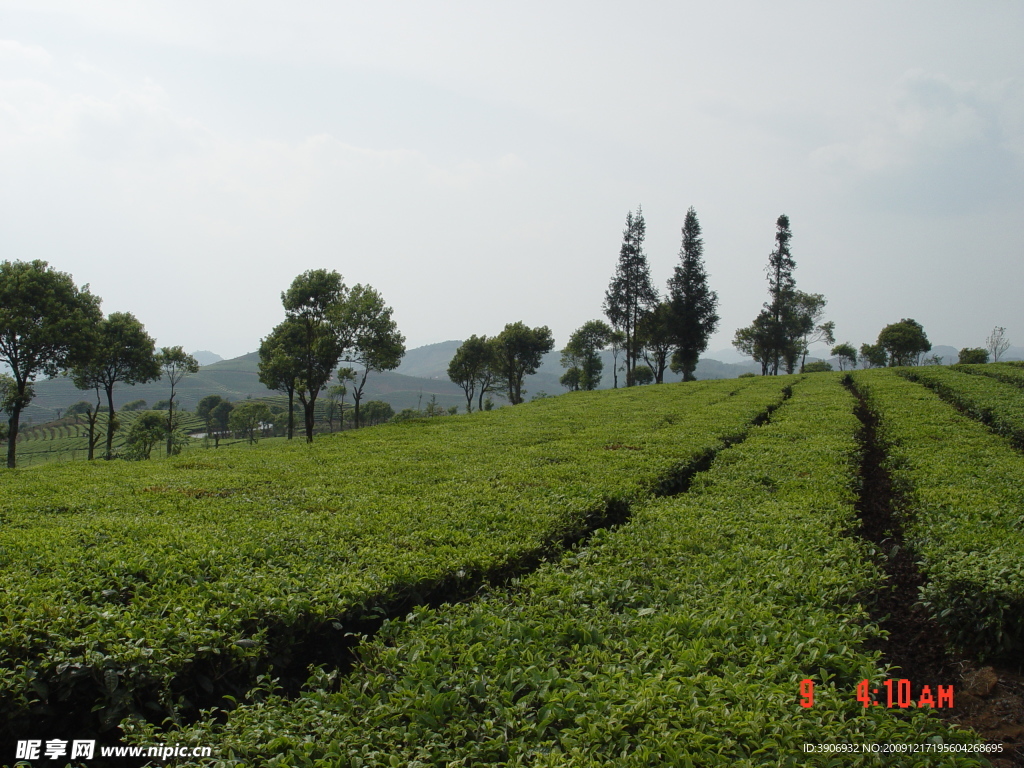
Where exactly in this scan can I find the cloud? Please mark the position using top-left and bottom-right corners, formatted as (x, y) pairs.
(811, 71), (1024, 214)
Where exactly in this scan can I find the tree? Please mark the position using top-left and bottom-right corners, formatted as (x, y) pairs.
(607, 329), (626, 389)
(0, 260), (102, 468)
(69, 312), (161, 460)
(665, 207), (719, 381)
(448, 335), (496, 413)
(859, 343), (887, 369)
(324, 384), (345, 432)
(258, 317), (306, 440)
(157, 346), (199, 456)
(560, 320), (613, 392)
(831, 343), (858, 371)
(958, 347), (989, 365)
(732, 311), (774, 375)
(196, 395), (225, 444)
(281, 270), (348, 443)
(802, 361), (833, 373)
(230, 401), (272, 444)
(633, 364), (654, 385)
(603, 207), (658, 386)
(490, 322), (555, 405)
(80, 386), (104, 460)
(121, 399), (148, 412)
(877, 319), (930, 367)
(361, 400), (395, 426)
(637, 302), (674, 384)
(335, 368), (356, 430)
(339, 284), (406, 429)
(790, 292), (835, 374)
(987, 326), (1010, 363)
(211, 401), (234, 447)
(123, 411), (165, 460)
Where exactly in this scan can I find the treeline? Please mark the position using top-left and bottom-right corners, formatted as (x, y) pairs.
(445, 207), (1011, 401)
(0, 263), (407, 468)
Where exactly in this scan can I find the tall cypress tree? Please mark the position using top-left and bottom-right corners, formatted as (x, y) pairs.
(666, 207), (719, 381)
(764, 214), (797, 375)
(603, 206), (658, 386)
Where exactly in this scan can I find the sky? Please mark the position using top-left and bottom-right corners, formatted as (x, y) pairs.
(2, 1), (1022, 361)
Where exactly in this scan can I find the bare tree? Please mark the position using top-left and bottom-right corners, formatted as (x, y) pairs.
(987, 326), (1010, 363)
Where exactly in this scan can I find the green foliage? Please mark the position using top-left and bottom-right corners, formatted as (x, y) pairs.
(853, 369), (1024, 658)
(877, 318), (930, 366)
(636, 301), (674, 383)
(665, 207), (718, 382)
(155, 376), (985, 765)
(830, 342), (857, 371)
(122, 411), (166, 460)
(447, 335), (496, 413)
(0, 259), (103, 467)
(70, 312), (161, 460)
(900, 366), (1024, 449)
(229, 402), (272, 444)
(121, 399), (148, 412)
(800, 361), (833, 373)
(560, 320), (612, 392)
(859, 342), (887, 369)
(632, 364), (654, 385)
(281, 270), (348, 442)
(157, 346), (200, 457)
(339, 284), (405, 429)
(603, 206), (658, 386)
(258, 318), (305, 440)
(490, 322), (555, 405)
(65, 400), (94, 416)
(360, 400), (395, 425)
(0, 377), (790, 734)
(958, 347), (989, 365)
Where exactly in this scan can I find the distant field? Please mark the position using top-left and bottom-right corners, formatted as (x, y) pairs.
(1, 369), (1021, 765)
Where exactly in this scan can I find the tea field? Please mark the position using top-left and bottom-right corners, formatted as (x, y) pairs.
(2, 369), (1022, 766)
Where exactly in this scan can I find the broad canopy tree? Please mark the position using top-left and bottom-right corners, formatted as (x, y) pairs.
(258, 317), (306, 440)
(339, 284), (405, 429)
(448, 335), (496, 413)
(0, 260), (102, 468)
(877, 319), (931, 367)
(266, 270), (404, 440)
(280, 269), (348, 443)
(69, 312), (161, 460)
(490, 322), (555, 405)
(560, 320), (613, 392)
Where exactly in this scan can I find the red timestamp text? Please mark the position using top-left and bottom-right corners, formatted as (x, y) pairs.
(799, 679), (954, 709)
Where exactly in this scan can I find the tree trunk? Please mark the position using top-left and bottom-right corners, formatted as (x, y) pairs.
(105, 385), (117, 460)
(6, 403), (21, 469)
(304, 400), (315, 443)
(287, 388), (295, 440)
(166, 399), (174, 456)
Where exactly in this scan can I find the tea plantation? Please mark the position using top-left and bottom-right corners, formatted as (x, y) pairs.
(2, 369), (1021, 766)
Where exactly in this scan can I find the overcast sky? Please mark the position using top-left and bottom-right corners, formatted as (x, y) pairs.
(2, 1), (1022, 361)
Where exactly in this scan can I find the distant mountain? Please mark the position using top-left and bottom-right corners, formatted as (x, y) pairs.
(191, 350), (223, 366)
(396, 340), (462, 379)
